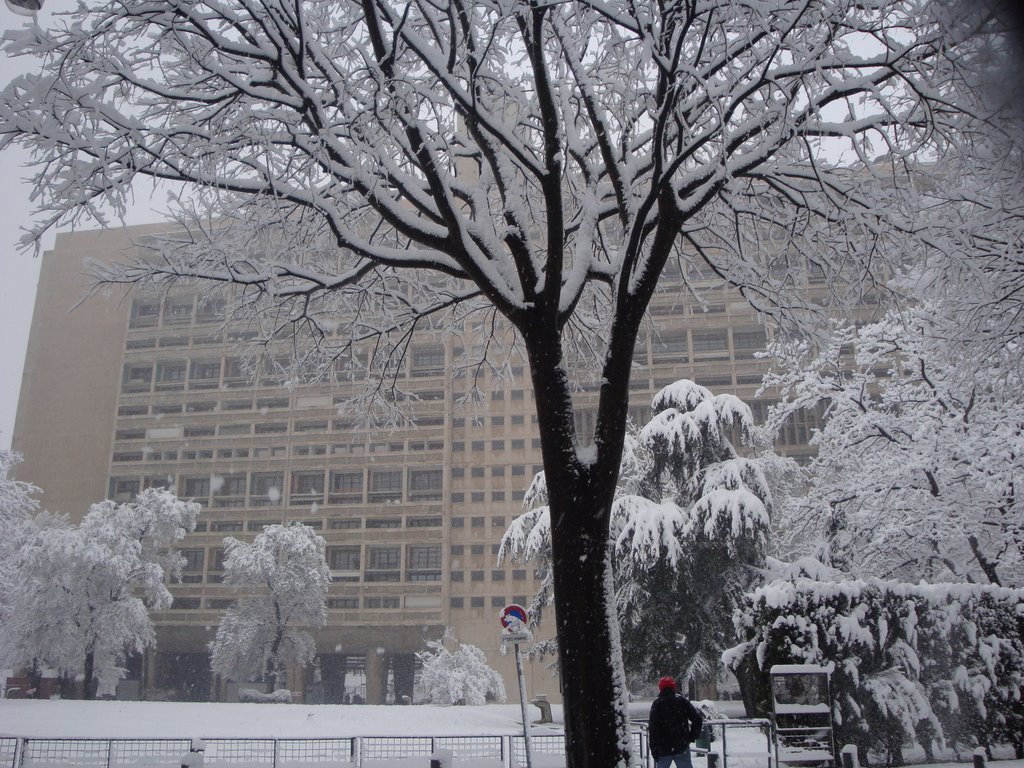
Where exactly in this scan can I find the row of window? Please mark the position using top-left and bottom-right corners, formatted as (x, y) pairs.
(178, 544), (443, 584)
(110, 467), (444, 506)
(169, 594), (526, 611)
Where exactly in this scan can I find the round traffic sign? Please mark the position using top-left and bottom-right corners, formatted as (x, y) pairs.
(500, 603), (528, 629)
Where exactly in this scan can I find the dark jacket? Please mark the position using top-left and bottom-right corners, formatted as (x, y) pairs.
(648, 689), (704, 759)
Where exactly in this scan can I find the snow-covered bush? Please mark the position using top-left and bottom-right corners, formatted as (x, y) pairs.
(417, 632), (506, 706)
(726, 566), (1024, 763)
(238, 688), (294, 704)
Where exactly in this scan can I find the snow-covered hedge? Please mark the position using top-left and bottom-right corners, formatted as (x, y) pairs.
(238, 688), (294, 704)
(726, 567), (1024, 763)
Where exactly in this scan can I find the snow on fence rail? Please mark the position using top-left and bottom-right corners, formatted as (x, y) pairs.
(2, 721), (770, 768)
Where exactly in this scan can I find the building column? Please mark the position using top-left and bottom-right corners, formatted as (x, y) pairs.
(392, 653), (415, 704)
(144, 649), (158, 700)
(365, 651), (386, 705)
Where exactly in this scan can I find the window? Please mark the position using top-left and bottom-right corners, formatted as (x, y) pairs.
(223, 358), (248, 387)
(491, 466), (505, 477)
(290, 471), (325, 505)
(179, 549), (204, 583)
(250, 472), (284, 506)
(186, 401), (215, 413)
(368, 468), (403, 502)
(328, 546), (361, 572)
(451, 492), (465, 503)
(652, 330), (688, 362)
(129, 299), (159, 329)
(450, 545), (464, 555)
(185, 426), (215, 438)
(692, 329), (729, 353)
(366, 546), (401, 582)
(196, 296), (225, 324)
(364, 597), (400, 609)
(182, 476), (211, 500)
(471, 492), (485, 503)
(408, 468), (443, 501)
(213, 475), (246, 507)
(451, 517), (464, 528)
(328, 598), (359, 610)
(470, 596), (484, 608)
(450, 597), (464, 609)
(471, 516), (485, 528)
(511, 415), (524, 425)
(155, 360), (187, 391)
(491, 491), (506, 502)
(491, 440), (505, 451)
(471, 570), (484, 581)
(471, 544), (485, 555)
(163, 297), (193, 325)
(471, 440), (484, 451)
(407, 545), (442, 581)
(492, 570), (506, 581)
(258, 397), (290, 410)
(450, 571), (464, 582)
(329, 518), (361, 529)
(511, 439), (525, 450)
(295, 420), (328, 433)
(108, 477), (140, 501)
(512, 465), (525, 476)
(218, 423), (250, 436)
(255, 422), (287, 434)
(211, 521), (243, 532)
(407, 516), (442, 528)
(411, 345), (445, 377)
(491, 416), (504, 426)
(733, 328), (768, 358)
(223, 399), (251, 411)
(171, 598), (201, 610)
(121, 364), (153, 393)
(329, 470), (363, 504)
(366, 518), (402, 529)
(471, 467), (485, 478)
(491, 596), (505, 607)
(247, 520), (277, 532)
(118, 405), (148, 417)
(492, 516), (506, 527)
(513, 569), (527, 581)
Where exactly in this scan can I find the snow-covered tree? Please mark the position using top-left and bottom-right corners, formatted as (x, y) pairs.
(416, 630), (506, 706)
(0, 448), (38, 528)
(726, 563), (1024, 761)
(503, 380), (780, 694)
(210, 523), (330, 692)
(765, 311), (1024, 587)
(0, 489), (200, 699)
(0, 1), (1009, 762)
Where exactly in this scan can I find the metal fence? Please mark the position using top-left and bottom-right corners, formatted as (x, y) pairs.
(5, 720), (773, 768)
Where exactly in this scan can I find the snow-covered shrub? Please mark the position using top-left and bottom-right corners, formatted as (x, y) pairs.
(238, 688), (294, 703)
(417, 632), (506, 706)
(726, 568), (1024, 763)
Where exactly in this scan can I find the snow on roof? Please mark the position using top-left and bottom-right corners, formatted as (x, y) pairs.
(770, 663), (835, 675)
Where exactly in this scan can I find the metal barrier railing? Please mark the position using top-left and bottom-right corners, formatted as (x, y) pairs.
(11, 721), (773, 768)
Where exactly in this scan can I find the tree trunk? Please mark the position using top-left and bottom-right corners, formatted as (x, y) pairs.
(549, 487), (632, 768)
(526, 330), (633, 768)
(83, 650), (96, 701)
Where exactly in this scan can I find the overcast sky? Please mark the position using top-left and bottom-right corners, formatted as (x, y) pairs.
(0, 3), (170, 450)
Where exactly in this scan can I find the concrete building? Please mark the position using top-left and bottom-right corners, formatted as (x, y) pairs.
(11, 225), (818, 703)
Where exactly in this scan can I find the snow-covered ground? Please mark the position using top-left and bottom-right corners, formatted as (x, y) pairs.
(0, 700), (1019, 768)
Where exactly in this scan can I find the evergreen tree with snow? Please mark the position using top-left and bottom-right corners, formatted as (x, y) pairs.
(0, 488), (200, 698)
(503, 380), (779, 692)
(210, 523), (330, 692)
(416, 630), (506, 706)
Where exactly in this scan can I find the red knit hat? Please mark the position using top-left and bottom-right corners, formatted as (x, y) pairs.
(658, 676), (676, 692)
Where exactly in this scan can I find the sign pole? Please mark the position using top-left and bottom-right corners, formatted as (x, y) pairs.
(513, 639), (533, 768)
(500, 604), (534, 768)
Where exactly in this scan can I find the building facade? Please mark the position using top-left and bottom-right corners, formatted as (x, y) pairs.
(12, 225), (818, 703)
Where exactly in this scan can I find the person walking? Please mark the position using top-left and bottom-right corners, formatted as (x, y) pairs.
(648, 676), (704, 768)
